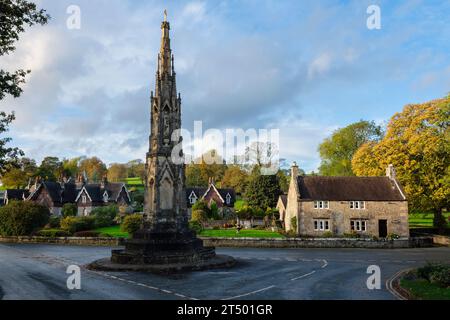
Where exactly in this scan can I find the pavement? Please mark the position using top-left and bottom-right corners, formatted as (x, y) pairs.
(0, 243), (449, 300)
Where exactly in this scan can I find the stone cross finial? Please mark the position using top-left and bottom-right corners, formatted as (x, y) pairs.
(164, 9), (167, 22)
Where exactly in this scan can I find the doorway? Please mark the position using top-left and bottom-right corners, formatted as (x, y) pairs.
(378, 219), (388, 238)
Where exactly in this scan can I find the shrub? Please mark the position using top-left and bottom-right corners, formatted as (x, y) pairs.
(191, 209), (208, 224)
(290, 216), (297, 232)
(37, 229), (70, 238)
(210, 201), (220, 220)
(60, 216), (95, 234)
(429, 269), (450, 288)
(388, 233), (400, 240)
(73, 231), (100, 237)
(189, 220), (203, 234)
(417, 263), (449, 281)
(46, 216), (61, 229)
(322, 231), (334, 238)
(62, 203), (78, 217)
(121, 214), (142, 235)
(0, 201), (50, 236)
(344, 231), (361, 238)
(91, 205), (119, 228)
(192, 199), (210, 213)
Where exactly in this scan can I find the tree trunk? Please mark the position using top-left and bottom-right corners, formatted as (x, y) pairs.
(433, 207), (445, 234)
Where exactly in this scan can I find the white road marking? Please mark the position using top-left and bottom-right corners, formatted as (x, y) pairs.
(291, 270), (316, 281)
(221, 285), (276, 300)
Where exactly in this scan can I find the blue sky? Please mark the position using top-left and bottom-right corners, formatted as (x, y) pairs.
(1, 0), (449, 172)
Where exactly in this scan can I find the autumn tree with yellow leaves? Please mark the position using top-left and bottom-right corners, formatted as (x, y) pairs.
(352, 95), (450, 229)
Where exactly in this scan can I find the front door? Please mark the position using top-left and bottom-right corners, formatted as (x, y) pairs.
(378, 219), (388, 238)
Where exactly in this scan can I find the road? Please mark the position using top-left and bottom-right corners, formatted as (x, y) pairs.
(0, 243), (449, 300)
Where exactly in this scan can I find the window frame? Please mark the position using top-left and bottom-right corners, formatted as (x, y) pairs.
(313, 219), (330, 231)
(350, 219), (367, 232)
(314, 200), (329, 210)
(349, 201), (365, 210)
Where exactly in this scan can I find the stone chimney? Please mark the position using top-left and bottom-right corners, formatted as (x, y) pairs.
(291, 162), (299, 179)
(386, 164), (396, 180)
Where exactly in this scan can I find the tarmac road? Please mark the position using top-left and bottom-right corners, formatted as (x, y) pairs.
(0, 243), (449, 300)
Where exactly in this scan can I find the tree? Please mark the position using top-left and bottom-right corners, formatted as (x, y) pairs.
(79, 157), (107, 182)
(0, 1), (49, 173)
(107, 163), (128, 182)
(352, 96), (450, 229)
(220, 165), (248, 194)
(1, 157), (37, 187)
(245, 174), (281, 211)
(185, 149), (226, 187)
(318, 120), (383, 176)
(0, 0), (49, 99)
(126, 159), (145, 180)
(62, 157), (82, 178)
(37, 156), (62, 181)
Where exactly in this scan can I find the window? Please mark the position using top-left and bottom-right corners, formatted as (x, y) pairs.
(314, 219), (330, 231)
(189, 192), (198, 205)
(314, 201), (329, 209)
(226, 193), (232, 205)
(103, 192), (109, 203)
(349, 201), (365, 210)
(82, 195), (87, 204)
(351, 220), (367, 232)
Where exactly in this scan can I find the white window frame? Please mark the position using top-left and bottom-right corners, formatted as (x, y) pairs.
(82, 195), (87, 204)
(226, 193), (231, 205)
(314, 200), (329, 209)
(314, 219), (330, 231)
(351, 219), (367, 232)
(189, 192), (198, 205)
(350, 201), (365, 210)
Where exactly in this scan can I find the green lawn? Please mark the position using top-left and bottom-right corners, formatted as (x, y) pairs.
(125, 177), (144, 191)
(400, 278), (450, 300)
(199, 228), (284, 238)
(409, 212), (450, 228)
(94, 225), (129, 238)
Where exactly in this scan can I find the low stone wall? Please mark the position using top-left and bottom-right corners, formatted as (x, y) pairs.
(199, 237), (433, 249)
(431, 235), (450, 246)
(0, 236), (123, 247)
(0, 236), (433, 249)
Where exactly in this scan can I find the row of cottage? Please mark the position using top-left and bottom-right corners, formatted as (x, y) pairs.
(277, 163), (409, 238)
(1, 176), (236, 218)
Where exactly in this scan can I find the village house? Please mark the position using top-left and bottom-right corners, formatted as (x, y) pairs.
(276, 194), (287, 227)
(4, 175), (131, 216)
(186, 178), (236, 218)
(2, 189), (30, 206)
(283, 163), (409, 238)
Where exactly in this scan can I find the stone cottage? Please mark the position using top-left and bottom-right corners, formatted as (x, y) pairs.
(284, 163), (409, 238)
(276, 194), (287, 226)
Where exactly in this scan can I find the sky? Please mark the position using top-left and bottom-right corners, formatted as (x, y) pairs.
(1, 0), (449, 173)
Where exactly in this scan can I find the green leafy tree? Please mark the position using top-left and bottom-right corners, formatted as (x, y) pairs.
(352, 96), (450, 229)
(1, 157), (37, 187)
(37, 156), (62, 181)
(245, 174), (281, 211)
(318, 120), (383, 176)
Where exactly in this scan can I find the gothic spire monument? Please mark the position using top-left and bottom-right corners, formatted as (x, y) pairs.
(89, 12), (234, 272)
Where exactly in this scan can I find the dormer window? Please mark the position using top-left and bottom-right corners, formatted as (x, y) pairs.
(226, 193), (232, 205)
(314, 201), (329, 209)
(188, 191), (198, 205)
(103, 191), (109, 203)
